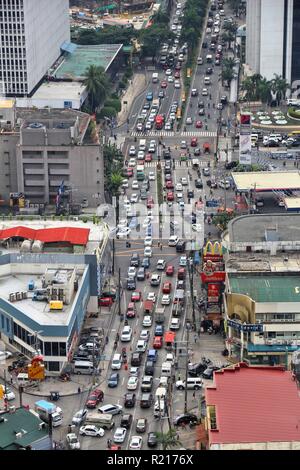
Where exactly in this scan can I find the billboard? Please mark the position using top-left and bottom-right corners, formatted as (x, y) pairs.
(239, 112), (252, 165)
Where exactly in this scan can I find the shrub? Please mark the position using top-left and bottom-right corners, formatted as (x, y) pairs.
(104, 98), (121, 112)
(97, 106), (117, 119)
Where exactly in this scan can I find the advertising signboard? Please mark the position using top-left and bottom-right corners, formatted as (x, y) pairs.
(239, 112), (252, 165)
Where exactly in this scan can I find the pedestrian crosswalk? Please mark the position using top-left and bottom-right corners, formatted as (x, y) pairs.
(130, 130), (217, 138)
(144, 160), (208, 168)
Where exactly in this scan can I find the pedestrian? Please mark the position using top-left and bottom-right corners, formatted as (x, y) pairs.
(192, 391), (196, 399)
(158, 241), (160, 247)
(178, 374), (181, 381)
(105, 336), (109, 344)
(208, 102), (210, 108)
(77, 387), (81, 394)
(10, 374), (13, 384)
(194, 334), (197, 343)
(160, 243), (163, 251)
(68, 424), (72, 433)
(107, 439), (112, 449)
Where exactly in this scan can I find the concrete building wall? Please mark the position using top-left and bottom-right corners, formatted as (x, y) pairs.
(246, 0), (261, 74)
(260, 0), (285, 80)
(210, 440), (300, 450)
(0, 133), (19, 200)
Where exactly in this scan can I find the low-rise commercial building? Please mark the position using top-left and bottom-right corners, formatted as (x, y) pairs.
(0, 407), (51, 450)
(205, 362), (300, 450)
(222, 214), (300, 366)
(0, 219), (112, 373)
(0, 104), (104, 208)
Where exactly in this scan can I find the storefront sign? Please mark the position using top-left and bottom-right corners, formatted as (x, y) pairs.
(227, 319), (263, 332)
(203, 241), (223, 258)
(201, 271), (226, 283)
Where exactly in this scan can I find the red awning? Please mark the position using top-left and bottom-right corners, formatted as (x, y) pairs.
(0, 226), (90, 246)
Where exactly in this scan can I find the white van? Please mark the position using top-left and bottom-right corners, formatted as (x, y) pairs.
(139, 139), (146, 151)
(206, 54), (213, 63)
(161, 361), (172, 377)
(152, 72), (159, 83)
(154, 387), (167, 417)
(175, 377), (203, 390)
(204, 76), (211, 85)
(17, 373), (29, 386)
(111, 353), (122, 370)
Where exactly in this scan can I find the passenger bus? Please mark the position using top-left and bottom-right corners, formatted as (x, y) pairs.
(136, 165), (145, 181)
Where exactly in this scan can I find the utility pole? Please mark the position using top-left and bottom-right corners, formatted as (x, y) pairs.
(118, 267), (121, 317)
(112, 239), (115, 276)
(187, 257), (196, 329)
(3, 370), (8, 411)
(92, 337), (96, 385)
(184, 324), (191, 414)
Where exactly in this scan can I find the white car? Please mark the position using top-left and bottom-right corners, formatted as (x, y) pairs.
(117, 228), (131, 239)
(161, 294), (171, 305)
(121, 325), (132, 342)
(140, 330), (150, 341)
(178, 201), (185, 210)
(144, 246), (152, 257)
(129, 435), (143, 450)
(138, 151), (145, 160)
(135, 339), (147, 353)
(79, 425), (105, 437)
(0, 350), (12, 360)
(127, 376), (138, 390)
(170, 317), (180, 330)
(72, 409), (88, 426)
(174, 80), (181, 88)
(148, 114), (155, 123)
(122, 179), (129, 188)
(145, 121), (152, 130)
(217, 103), (223, 110)
(202, 88), (208, 96)
(181, 177), (188, 186)
(98, 404), (123, 415)
(192, 224), (202, 232)
(165, 68), (172, 76)
(128, 266), (136, 278)
(149, 171), (155, 181)
(129, 366), (139, 377)
(113, 427), (127, 443)
(143, 217), (152, 228)
(142, 316), (153, 327)
(180, 140), (187, 149)
(144, 236), (152, 246)
(186, 116), (193, 125)
(131, 193), (139, 204)
(128, 158), (136, 167)
(129, 146), (136, 156)
(175, 183), (183, 191)
(165, 122), (172, 130)
(118, 218), (127, 229)
(179, 255), (187, 266)
(0, 385), (15, 401)
(168, 75), (174, 83)
(131, 180), (139, 190)
(168, 235), (179, 246)
(66, 433), (80, 450)
(156, 259), (166, 270)
(136, 123), (143, 131)
(147, 292), (156, 302)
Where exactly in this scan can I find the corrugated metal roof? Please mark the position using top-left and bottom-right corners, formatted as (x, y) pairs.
(228, 274), (300, 302)
(205, 363), (300, 445)
(0, 226), (89, 246)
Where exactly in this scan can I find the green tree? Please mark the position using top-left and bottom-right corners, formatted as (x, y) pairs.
(109, 171), (123, 196)
(228, 0), (243, 17)
(271, 74), (290, 105)
(257, 77), (272, 105)
(221, 67), (234, 86)
(213, 211), (235, 231)
(223, 57), (236, 70)
(83, 65), (110, 112)
(141, 25), (174, 58)
(221, 31), (235, 49)
(155, 429), (182, 451)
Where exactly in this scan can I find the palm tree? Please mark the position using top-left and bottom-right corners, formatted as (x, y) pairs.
(257, 77), (272, 105)
(83, 65), (109, 112)
(241, 76), (257, 103)
(221, 31), (235, 50)
(156, 429), (182, 451)
(271, 74), (290, 105)
(223, 57), (236, 70)
(221, 67), (234, 87)
(228, 0), (242, 17)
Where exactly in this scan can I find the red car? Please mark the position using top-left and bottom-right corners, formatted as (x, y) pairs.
(161, 80), (168, 88)
(147, 196), (154, 209)
(167, 191), (174, 201)
(145, 154), (152, 162)
(174, 71), (180, 79)
(166, 265), (174, 276)
(195, 120), (203, 128)
(131, 291), (142, 302)
(126, 302), (136, 318)
(162, 281), (172, 294)
(153, 336), (163, 349)
(177, 268), (186, 280)
(99, 297), (113, 307)
(86, 389), (104, 408)
(191, 137), (198, 147)
(165, 181), (174, 189)
(215, 53), (221, 60)
(127, 168), (134, 177)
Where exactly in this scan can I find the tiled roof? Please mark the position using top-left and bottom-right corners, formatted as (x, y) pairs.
(0, 226), (90, 246)
(205, 362), (300, 445)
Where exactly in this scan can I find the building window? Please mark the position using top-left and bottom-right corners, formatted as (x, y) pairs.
(47, 361), (60, 372)
(52, 342), (59, 356)
(59, 342), (66, 356)
(44, 342), (51, 356)
(1, 315), (4, 329)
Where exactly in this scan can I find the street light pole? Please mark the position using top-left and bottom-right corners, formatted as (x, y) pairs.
(118, 267), (122, 317)
(184, 324), (190, 414)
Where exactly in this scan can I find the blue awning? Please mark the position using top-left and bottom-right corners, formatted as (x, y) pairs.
(61, 42), (77, 54)
(248, 343), (299, 353)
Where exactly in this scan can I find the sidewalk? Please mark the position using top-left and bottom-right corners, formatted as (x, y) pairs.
(117, 73), (147, 127)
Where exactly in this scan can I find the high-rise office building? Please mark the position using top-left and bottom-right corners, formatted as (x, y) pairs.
(246, 0), (300, 84)
(0, 0), (70, 96)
